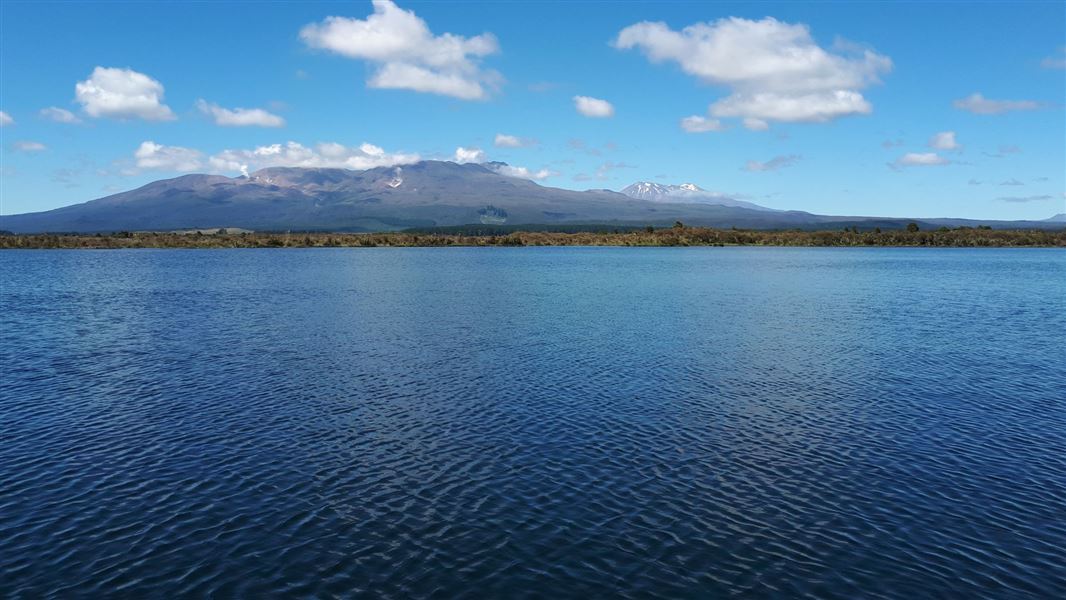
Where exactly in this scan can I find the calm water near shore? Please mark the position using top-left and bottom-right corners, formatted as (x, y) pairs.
(2, 247), (1064, 597)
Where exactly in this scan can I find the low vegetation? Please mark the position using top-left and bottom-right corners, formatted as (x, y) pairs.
(2, 224), (1063, 249)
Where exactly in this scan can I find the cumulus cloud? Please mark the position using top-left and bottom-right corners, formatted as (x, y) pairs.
(13, 141), (47, 152)
(452, 145), (555, 180)
(39, 106), (82, 124)
(890, 152), (950, 168)
(680, 115), (726, 133)
(453, 146), (486, 163)
(743, 154), (801, 172)
(1041, 47), (1066, 69)
(712, 90), (873, 123)
(134, 141), (204, 172)
(75, 67), (175, 121)
(928, 131), (960, 150)
(494, 133), (537, 148)
(490, 164), (557, 180)
(299, 0), (500, 100)
(369, 63), (499, 99)
(196, 100), (285, 127)
(953, 93), (1040, 115)
(573, 95), (615, 118)
(614, 17), (890, 127)
(209, 141), (419, 173)
(0, 111), (12, 126)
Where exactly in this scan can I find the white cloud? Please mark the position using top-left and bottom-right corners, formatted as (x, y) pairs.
(299, 0), (500, 100)
(494, 133), (537, 148)
(928, 131), (960, 150)
(209, 141), (419, 174)
(953, 93), (1040, 115)
(0, 111), (12, 126)
(615, 17), (890, 127)
(1041, 47), (1066, 69)
(134, 141), (204, 172)
(743, 155), (801, 172)
(742, 118), (770, 131)
(39, 107), (82, 124)
(195, 100), (285, 127)
(680, 115), (725, 133)
(891, 152), (950, 168)
(13, 141), (47, 152)
(711, 90), (872, 123)
(490, 164), (557, 180)
(75, 67), (175, 121)
(368, 63), (496, 99)
(573, 95), (614, 118)
(452, 145), (556, 180)
(453, 146), (486, 163)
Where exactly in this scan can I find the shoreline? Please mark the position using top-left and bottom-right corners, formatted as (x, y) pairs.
(2, 227), (1064, 249)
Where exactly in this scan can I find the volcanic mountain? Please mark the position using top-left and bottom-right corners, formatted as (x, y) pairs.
(0, 161), (1060, 233)
(620, 181), (776, 211)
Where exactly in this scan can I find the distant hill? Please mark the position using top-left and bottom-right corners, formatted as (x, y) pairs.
(1046, 213), (1066, 223)
(0, 161), (1061, 233)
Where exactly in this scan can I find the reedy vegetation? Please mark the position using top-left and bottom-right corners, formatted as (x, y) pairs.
(2, 226), (1064, 249)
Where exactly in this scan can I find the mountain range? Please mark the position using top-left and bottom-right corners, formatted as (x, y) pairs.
(1, 161), (1061, 233)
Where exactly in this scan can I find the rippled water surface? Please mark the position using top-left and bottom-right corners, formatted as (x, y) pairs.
(2, 248), (1065, 598)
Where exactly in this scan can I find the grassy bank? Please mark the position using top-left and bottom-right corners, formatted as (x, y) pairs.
(2, 226), (1064, 249)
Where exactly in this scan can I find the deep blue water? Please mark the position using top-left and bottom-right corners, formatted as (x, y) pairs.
(1, 247), (1064, 598)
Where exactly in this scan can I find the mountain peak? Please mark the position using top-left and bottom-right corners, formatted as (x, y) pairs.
(621, 181), (706, 199)
(1, 163), (1059, 234)
(621, 180), (776, 212)
(620, 181), (670, 199)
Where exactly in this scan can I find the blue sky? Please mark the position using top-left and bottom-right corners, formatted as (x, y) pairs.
(1, 0), (1063, 219)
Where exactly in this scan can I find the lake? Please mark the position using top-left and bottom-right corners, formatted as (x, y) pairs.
(1, 247), (1064, 598)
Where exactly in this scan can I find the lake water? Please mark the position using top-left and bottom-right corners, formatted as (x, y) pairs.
(1, 247), (1064, 598)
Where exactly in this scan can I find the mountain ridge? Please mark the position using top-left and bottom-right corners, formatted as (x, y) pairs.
(1, 161), (1061, 233)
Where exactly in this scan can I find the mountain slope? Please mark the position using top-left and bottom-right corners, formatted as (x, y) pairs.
(0, 162), (790, 233)
(0, 161), (1060, 233)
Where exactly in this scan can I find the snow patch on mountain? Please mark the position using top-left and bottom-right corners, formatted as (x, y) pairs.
(620, 181), (776, 212)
